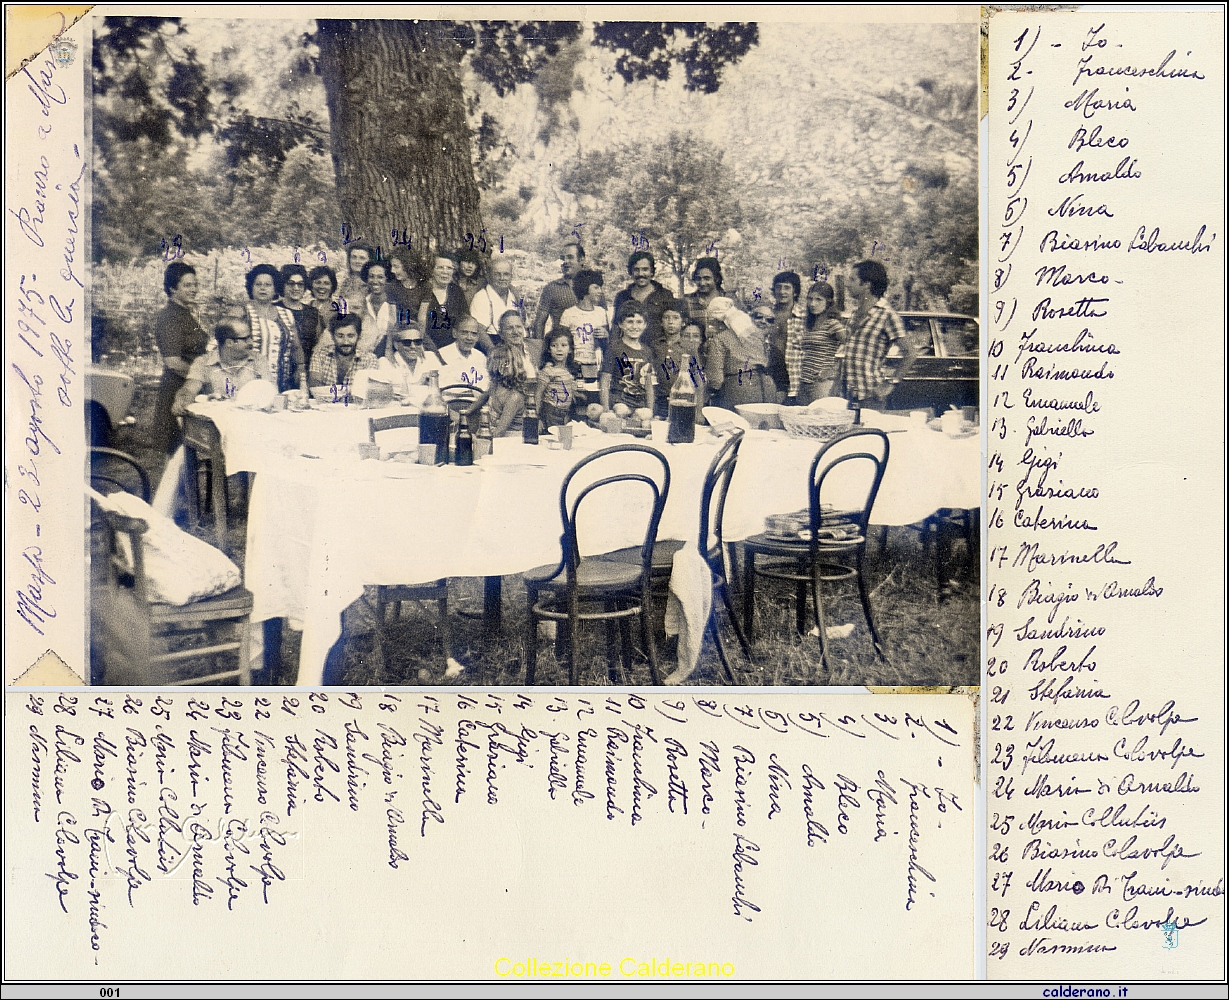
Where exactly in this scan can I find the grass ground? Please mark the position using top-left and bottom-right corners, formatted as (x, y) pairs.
(96, 378), (979, 688)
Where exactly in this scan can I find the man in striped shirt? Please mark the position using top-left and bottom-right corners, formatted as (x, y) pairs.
(837, 260), (918, 409)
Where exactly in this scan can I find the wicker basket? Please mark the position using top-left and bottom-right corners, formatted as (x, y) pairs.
(780, 407), (856, 441)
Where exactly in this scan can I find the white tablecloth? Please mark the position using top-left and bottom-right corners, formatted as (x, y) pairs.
(193, 404), (978, 684)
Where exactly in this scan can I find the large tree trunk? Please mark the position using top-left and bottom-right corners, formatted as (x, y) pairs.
(316, 19), (483, 256)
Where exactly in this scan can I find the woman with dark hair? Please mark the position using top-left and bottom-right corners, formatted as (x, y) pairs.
(798, 281), (845, 404)
(685, 257), (724, 327)
(151, 261), (210, 453)
(454, 248), (485, 304)
(387, 246), (423, 314)
(244, 263), (307, 394)
(360, 258), (398, 357)
(280, 263), (322, 363)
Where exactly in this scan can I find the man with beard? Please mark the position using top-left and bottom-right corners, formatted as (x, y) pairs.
(612, 250), (676, 353)
(309, 313), (380, 391)
(532, 240), (583, 339)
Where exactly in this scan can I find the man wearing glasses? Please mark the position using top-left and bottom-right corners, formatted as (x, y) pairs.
(172, 321), (271, 414)
(377, 322), (442, 397)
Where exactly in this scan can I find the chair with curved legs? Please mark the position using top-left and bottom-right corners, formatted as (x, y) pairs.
(523, 444), (671, 686)
(602, 429), (750, 683)
(741, 429), (890, 673)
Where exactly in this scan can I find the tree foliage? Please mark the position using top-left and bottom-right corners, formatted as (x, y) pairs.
(93, 17), (759, 262)
(591, 22), (758, 93)
(595, 131), (743, 289)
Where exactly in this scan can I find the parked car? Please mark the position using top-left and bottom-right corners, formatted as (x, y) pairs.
(86, 365), (137, 446)
(835, 312), (978, 411)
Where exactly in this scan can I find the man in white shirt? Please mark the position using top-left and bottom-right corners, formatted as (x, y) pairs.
(376, 323), (441, 397)
(470, 257), (521, 351)
(438, 316), (489, 390)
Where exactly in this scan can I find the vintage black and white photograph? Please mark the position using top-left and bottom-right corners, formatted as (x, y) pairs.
(86, 13), (980, 689)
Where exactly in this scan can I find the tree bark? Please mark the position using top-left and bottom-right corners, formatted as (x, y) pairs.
(316, 19), (483, 256)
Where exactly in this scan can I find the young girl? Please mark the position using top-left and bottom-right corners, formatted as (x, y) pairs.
(799, 281), (845, 404)
(536, 329), (580, 429)
(484, 341), (528, 436)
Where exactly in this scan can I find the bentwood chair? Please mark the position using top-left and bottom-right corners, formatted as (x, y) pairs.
(368, 412), (419, 451)
(91, 447), (151, 502)
(439, 382), (485, 413)
(604, 429), (750, 683)
(89, 471), (256, 687)
(741, 428), (890, 673)
(363, 417), (452, 681)
(523, 444), (671, 686)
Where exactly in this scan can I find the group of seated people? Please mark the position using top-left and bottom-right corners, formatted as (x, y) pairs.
(156, 239), (917, 444)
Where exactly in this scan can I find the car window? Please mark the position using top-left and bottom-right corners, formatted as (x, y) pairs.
(937, 318), (979, 357)
(900, 316), (936, 356)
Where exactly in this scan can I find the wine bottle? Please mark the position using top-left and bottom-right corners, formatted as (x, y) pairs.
(667, 354), (697, 444)
(522, 379), (540, 445)
(476, 404), (494, 459)
(454, 413), (474, 466)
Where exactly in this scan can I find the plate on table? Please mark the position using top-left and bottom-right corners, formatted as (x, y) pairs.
(702, 407), (750, 431)
(926, 418), (978, 439)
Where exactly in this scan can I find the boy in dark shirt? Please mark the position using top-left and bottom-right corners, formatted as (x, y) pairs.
(600, 301), (659, 413)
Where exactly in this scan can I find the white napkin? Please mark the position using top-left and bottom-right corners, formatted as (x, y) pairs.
(663, 542), (713, 684)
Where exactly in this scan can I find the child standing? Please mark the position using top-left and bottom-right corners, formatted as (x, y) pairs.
(560, 268), (610, 395)
(799, 281), (845, 404)
(536, 329), (580, 429)
(601, 301), (658, 414)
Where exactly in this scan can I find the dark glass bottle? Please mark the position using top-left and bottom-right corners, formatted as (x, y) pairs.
(522, 382), (540, 445)
(476, 404), (494, 459)
(667, 354), (697, 444)
(454, 414), (474, 466)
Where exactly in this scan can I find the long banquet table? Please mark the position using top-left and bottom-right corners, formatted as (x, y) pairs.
(182, 401), (980, 684)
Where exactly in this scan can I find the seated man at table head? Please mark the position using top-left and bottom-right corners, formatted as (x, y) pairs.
(835, 259), (917, 411)
(309, 313), (380, 390)
(376, 321), (442, 396)
(438, 315), (488, 389)
(172, 321), (271, 415)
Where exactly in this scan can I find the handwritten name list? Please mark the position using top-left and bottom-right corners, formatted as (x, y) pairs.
(5, 18), (89, 683)
(988, 12), (1224, 979)
(6, 690), (972, 979)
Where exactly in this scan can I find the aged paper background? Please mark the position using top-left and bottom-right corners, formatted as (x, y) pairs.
(4, 4), (988, 984)
(986, 7), (1224, 981)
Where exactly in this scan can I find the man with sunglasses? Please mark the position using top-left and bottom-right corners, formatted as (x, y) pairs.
(172, 321), (271, 414)
(376, 321), (442, 396)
